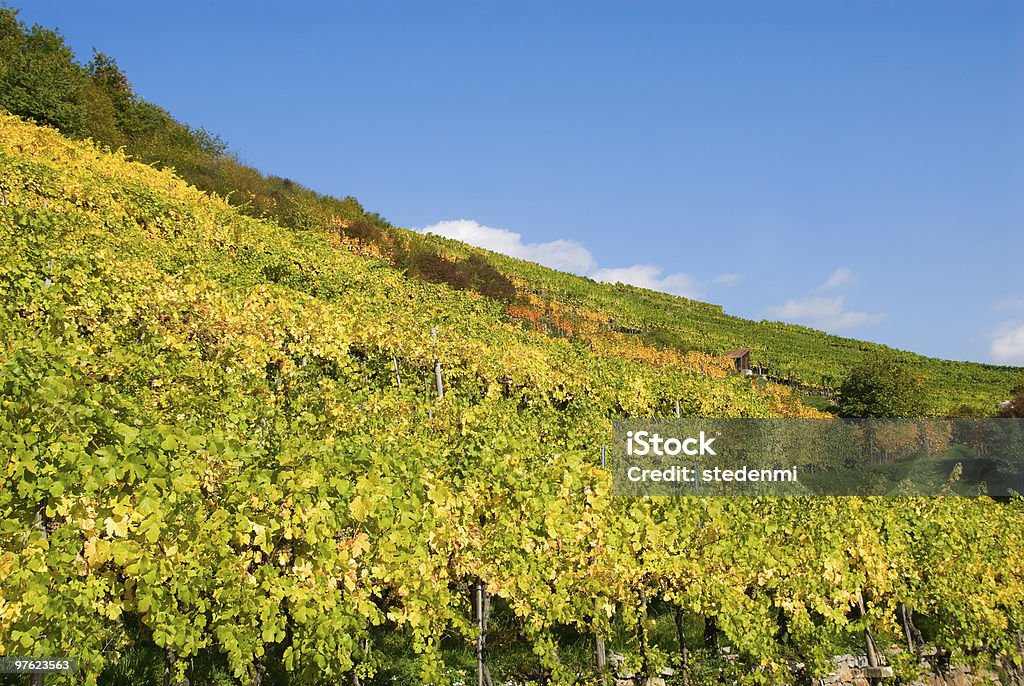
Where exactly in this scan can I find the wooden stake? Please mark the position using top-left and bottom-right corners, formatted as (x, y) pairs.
(163, 647), (176, 686)
(476, 582), (484, 686)
(901, 604), (914, 653)
(595, 598), (608, 682)
(674, 604), (688, 673)
(431, 327), (444, 399)
(858, 591), (882, 685)
(638, 591), (651, 680)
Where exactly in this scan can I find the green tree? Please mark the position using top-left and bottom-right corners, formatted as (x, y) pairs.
(838, 357), (929, 418)
(86, 50), (133, 111)
(0, 6), (88, 134)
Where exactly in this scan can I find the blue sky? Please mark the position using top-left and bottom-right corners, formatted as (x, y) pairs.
(15, 1), (1024, 364)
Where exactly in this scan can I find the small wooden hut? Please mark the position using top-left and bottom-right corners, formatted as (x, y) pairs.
(725, 348), (751, 374)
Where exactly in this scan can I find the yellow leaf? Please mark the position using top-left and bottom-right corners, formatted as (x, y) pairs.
(350, 533), (370, 557)
(349, 496), (371, 523)
(104, 516), (129, 538)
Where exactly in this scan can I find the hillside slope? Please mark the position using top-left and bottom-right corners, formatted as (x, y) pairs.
(0, 112), (813, 422)
(1, 5), (1017, 416)
(2, 117), (1022, 685)
(0, 112), (802, 679)
(417, 233), (1022, 415)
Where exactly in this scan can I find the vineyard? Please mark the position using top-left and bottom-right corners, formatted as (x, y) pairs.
(416, 234), (1021, 416)
(0, 3), (1018, 422)
(1, 114), (1023, 686)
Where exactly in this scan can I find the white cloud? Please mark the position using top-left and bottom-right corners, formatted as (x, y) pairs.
(420, 219), (596, 274)
(713, 273), (742, 286)
(767, 296), (886, 332)
(767, 265), (881, 332)
(818, 266), (857, 292)
(591, 264), (701, 299)
(419, 218), (703, 298)
(991, 323), (1024, 364)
